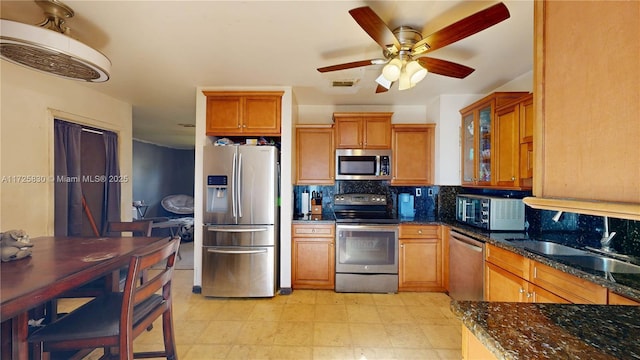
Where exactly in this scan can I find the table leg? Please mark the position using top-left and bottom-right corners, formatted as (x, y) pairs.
(11, 311), (29, 360)
(1, 319), (11, 359)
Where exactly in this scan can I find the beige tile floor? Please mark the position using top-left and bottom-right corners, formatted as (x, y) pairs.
(60, 270), (462, 360)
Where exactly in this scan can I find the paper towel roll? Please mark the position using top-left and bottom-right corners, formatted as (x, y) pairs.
(301, 192), (310, 214)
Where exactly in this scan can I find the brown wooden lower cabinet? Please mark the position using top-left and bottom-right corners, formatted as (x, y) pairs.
(608, 291), (640, 305)
(291, 224), (335, 289)
(530, 260), (607, 304)
(485, 243), (607, 304)
(461, 326), (498, 360)
(486, 261), (570, 303)
(398, 224), (445, 292)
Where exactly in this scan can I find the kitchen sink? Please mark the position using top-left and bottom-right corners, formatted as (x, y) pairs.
(508, 240), (589, 256)
(505, 239), (640, 274)
(554, 255), (640, 274)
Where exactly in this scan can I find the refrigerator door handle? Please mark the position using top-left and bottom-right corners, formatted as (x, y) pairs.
(232, 151), (238, 218)
(206, 248), (268, 255)
(237, 152), (243, 218)
(206, 226), (269, 233)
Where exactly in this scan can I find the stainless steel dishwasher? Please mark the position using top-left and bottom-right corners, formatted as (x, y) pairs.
(449, 230), (485, 301)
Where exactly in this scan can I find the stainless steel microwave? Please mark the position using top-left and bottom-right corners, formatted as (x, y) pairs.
(456, 194), (525, 231)
(335, 149), (392, 180)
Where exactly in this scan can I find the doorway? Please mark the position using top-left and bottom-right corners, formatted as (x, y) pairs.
(54, 119), (121, 236)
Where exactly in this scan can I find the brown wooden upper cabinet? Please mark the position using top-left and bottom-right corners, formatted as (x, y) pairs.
(295, 125), (335, 185)
(203, 91), (283, 136)
(494, 94), (534, 189)
(392, 124), (435, 185)
(524, 1), (640, 220)
(459, 92), (529, 189)
(333, 112), (392, 149)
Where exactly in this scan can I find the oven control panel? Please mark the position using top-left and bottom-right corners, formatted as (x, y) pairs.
(334, 193), (387, 205)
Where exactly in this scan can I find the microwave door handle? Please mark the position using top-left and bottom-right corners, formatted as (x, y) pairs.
(461, 200), (468, 221)
(462, 200), (473, 221)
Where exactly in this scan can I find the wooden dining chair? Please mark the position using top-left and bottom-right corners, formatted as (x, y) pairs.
(29, 237), (180, 360)
(60, 220), (154, 298)
(104, 220), (153, 237)
(44, 221), (155, 324)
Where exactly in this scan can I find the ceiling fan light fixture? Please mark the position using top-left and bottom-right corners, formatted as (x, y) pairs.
(406, 60), (428, 84)
(0, 1), (111, 82)
(398, 70), (414, 91)
(382, 58), (402, 82)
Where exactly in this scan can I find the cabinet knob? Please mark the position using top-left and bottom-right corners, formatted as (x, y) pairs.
(511, 176), (516, 181)
(526, 292), (533, 298)
(243, 124), (247, 128)
(418, 230), (423, 234)
(400, 244), (404, 248)
(519, 288), (526, 294)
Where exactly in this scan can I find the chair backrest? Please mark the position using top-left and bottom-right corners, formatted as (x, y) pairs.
(119, 237), (180, 357)
(105, 220), (153, 237)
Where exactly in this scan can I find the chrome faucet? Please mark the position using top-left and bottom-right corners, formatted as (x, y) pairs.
(600, 216), (617, 252)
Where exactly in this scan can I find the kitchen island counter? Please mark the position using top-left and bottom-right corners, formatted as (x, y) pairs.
(451, 300), (640, 360)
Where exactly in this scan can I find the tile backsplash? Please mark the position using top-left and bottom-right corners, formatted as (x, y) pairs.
(292, 183), (640, 257)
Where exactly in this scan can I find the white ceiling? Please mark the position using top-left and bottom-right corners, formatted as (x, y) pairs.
(1, 1), (533, 149)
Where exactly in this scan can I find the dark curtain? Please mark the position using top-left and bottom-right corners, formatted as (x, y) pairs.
(54, 120), (83, 236)
(101, 130), (121, 233)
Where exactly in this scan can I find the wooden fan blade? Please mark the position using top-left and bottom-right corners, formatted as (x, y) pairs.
(317, 59), (379, 73)
(376, 84), (390, 93)
(412, 2), (510, 55)
(416, 57), (475, 79)
(349, 6), (400, 52)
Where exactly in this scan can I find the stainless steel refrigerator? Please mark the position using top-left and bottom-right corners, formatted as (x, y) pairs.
(202, 145), (278, 297)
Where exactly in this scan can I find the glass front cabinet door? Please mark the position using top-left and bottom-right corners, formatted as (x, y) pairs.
(461, 113), (476, 184)
(460, 100), (494, 186)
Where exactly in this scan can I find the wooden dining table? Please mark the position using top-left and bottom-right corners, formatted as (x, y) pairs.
(0, 235), (167, 360)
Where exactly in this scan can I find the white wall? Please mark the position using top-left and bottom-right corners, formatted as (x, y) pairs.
(429, 70), (534, 185)
(193, 86), (294, 289)
(429, 94), (484, 185)
(0, 62), (133, 236)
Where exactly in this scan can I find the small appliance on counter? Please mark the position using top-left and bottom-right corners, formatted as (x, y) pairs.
(456, 194), (525, 231)
(398, 193), (415, 221)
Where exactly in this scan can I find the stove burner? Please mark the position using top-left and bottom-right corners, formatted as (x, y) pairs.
(333, 193), (398, 224)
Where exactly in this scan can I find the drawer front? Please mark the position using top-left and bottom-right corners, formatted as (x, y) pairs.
(399, 224), (439, 239)
(531, 261), (607, 304)
(292, 224), (335, 238)
(608, 291), (640, 305)
(485, 244), (529, 279)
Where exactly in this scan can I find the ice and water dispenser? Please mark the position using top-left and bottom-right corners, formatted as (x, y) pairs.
(206, 175), (228, 213)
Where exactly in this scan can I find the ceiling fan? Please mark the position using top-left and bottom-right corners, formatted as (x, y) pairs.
(317, 2), (510, 93)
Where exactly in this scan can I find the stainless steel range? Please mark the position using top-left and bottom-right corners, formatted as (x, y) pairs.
(333, 193), (399, 293)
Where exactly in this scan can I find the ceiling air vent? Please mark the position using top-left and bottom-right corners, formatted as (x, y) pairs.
(332, 79), (358, 87)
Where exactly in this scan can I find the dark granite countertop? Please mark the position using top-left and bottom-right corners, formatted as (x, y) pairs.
(292, 213), (335, 224)
(444, 221), (640, 302)
(290, 216), (640, 300)
(451, 300), (640, 360)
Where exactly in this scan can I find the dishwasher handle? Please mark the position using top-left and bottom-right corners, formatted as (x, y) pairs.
(450, 230), (484, 249)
